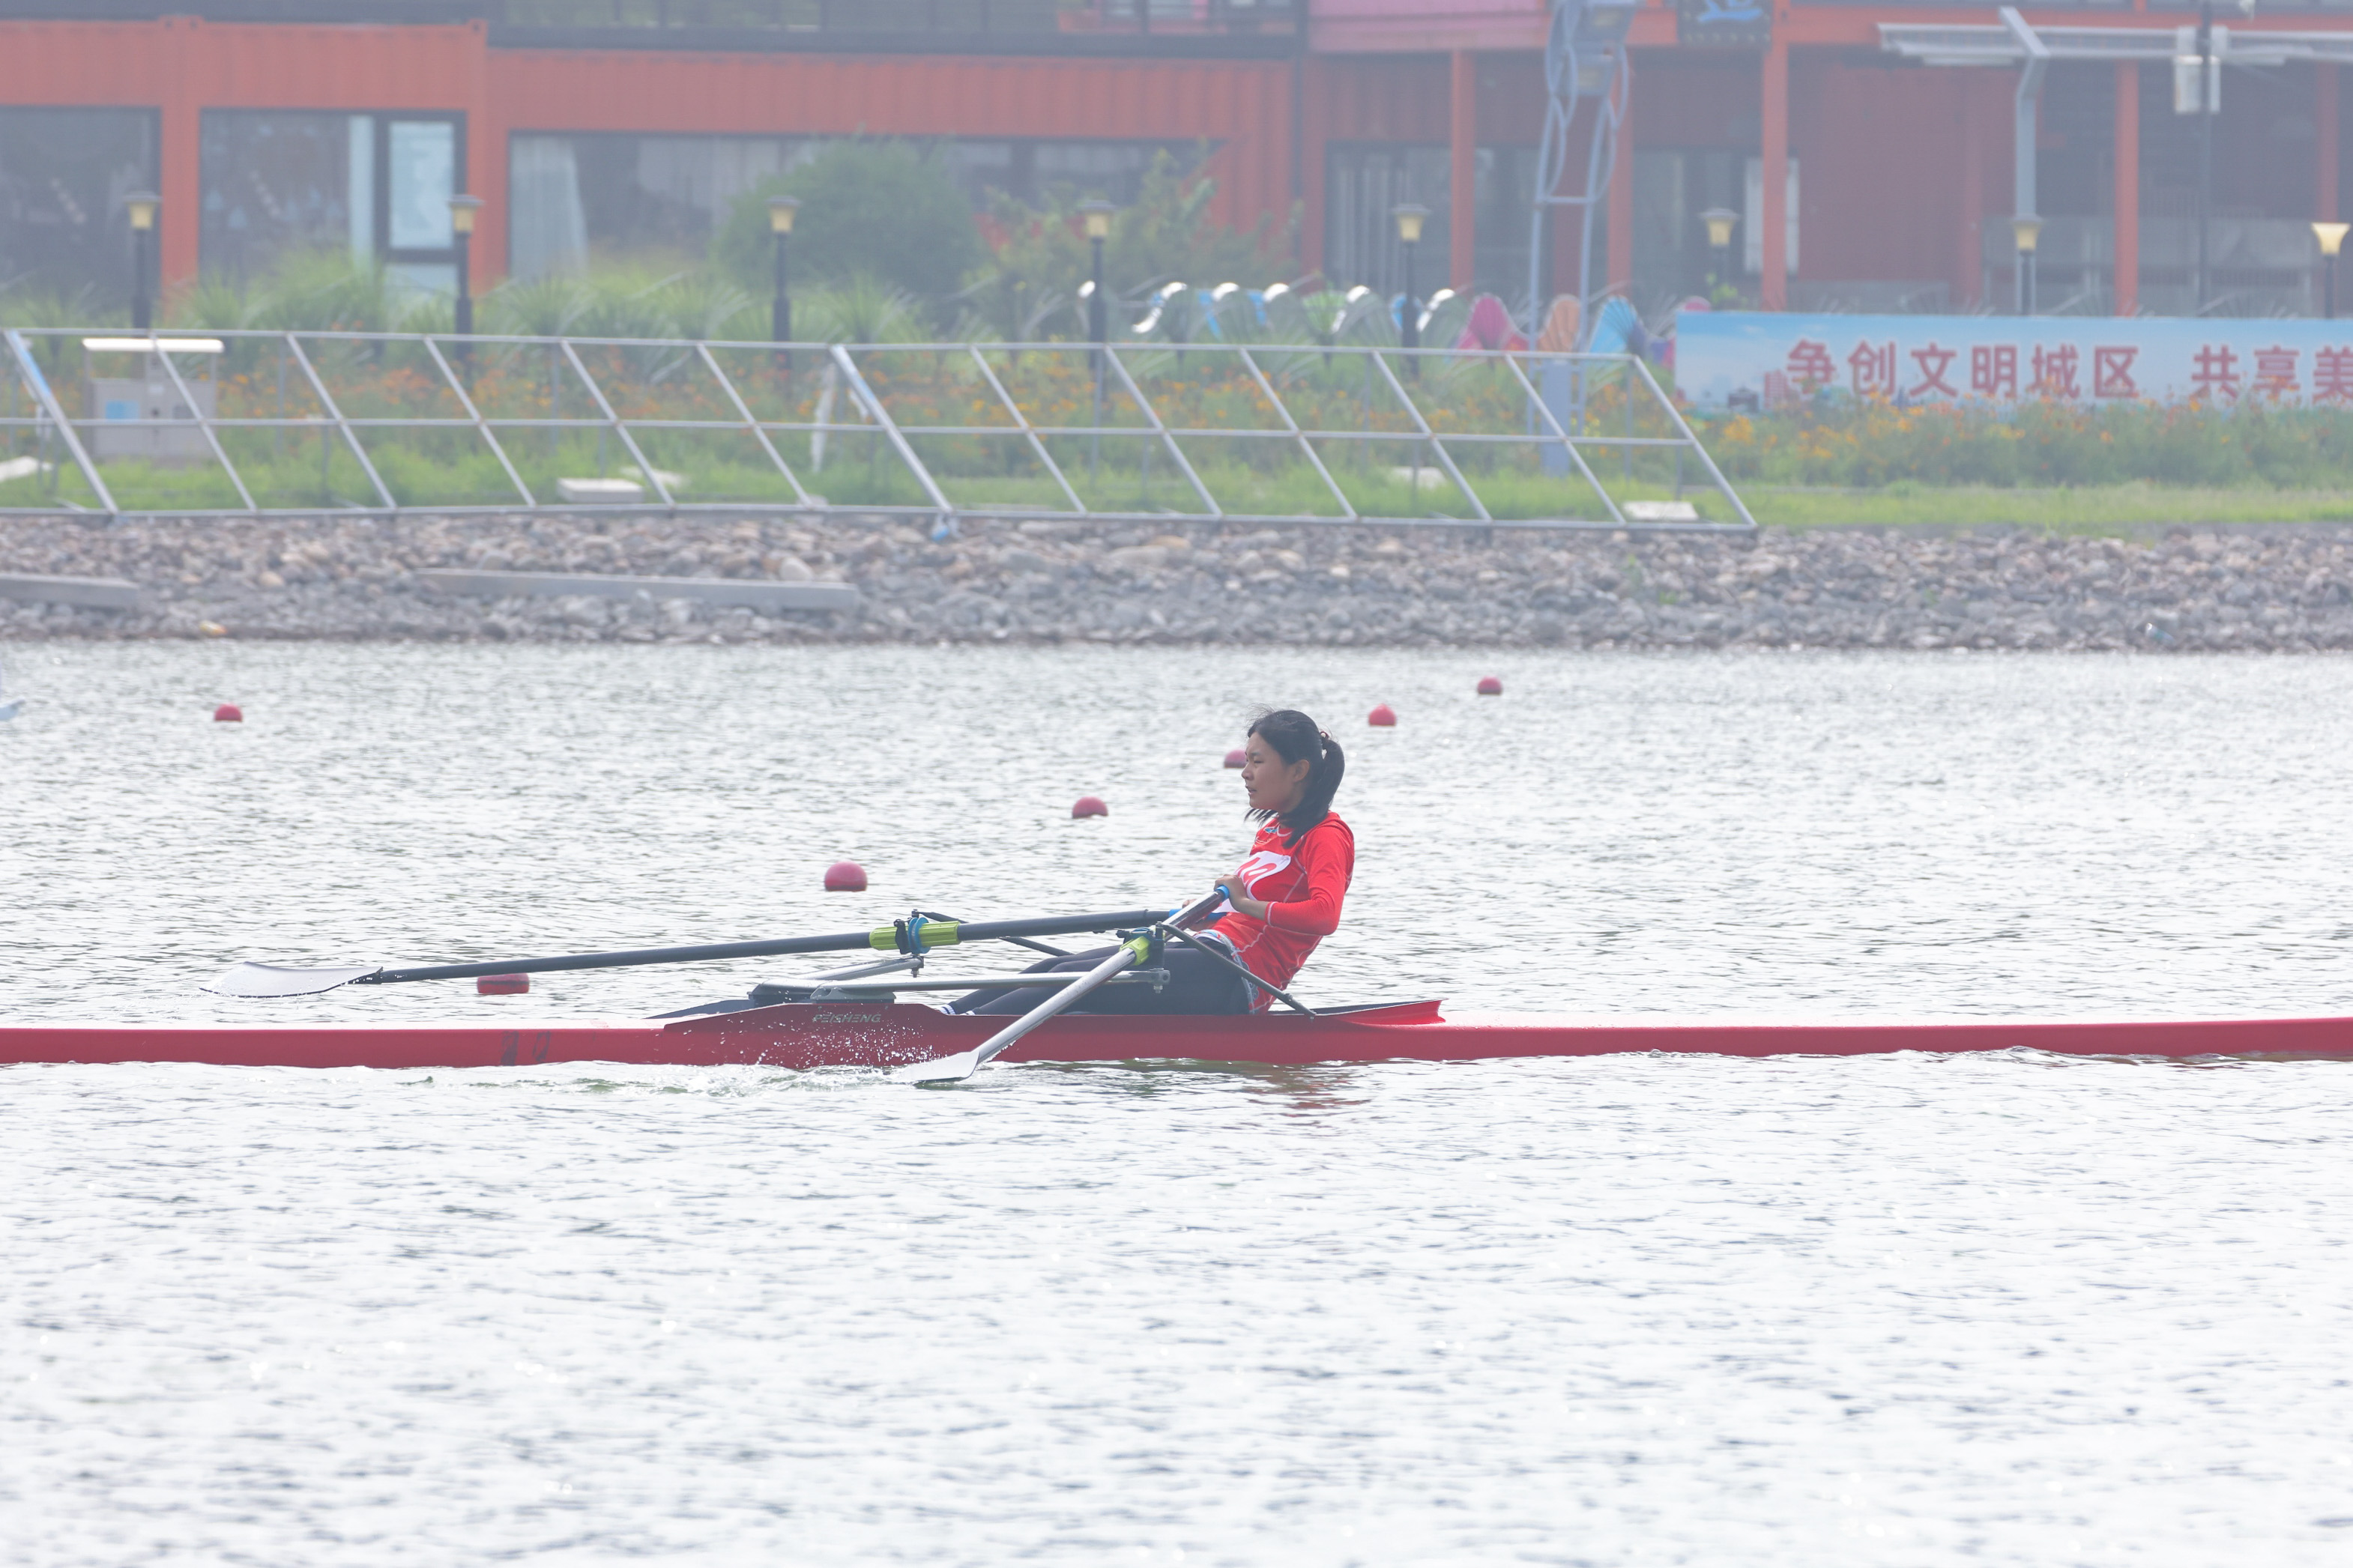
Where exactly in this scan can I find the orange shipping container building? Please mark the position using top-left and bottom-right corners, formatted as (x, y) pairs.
(2, 1), (2348, 321)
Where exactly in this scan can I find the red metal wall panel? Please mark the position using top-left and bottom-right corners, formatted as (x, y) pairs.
(0, 19), (490, 289)
(10, 10), (2349, 305)
(1789, 59), (2012, 305)
(0, 20), (1291, 290)
(481, 48), (1294, 276)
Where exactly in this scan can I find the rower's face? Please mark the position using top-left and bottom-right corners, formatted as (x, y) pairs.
(1240, 733), (1311, 814)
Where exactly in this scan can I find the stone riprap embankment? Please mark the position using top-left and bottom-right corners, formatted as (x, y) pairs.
(5, 512), (2353, 651)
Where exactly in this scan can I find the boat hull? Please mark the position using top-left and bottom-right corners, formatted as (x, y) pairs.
(6, 1000), (2353, 1071)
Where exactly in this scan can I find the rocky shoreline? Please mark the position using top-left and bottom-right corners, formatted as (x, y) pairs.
(5, 511), (2353, 652)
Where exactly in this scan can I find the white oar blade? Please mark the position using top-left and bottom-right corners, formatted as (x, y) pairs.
(895, 1048), (982, 1086)
(204, 962), (381, 998)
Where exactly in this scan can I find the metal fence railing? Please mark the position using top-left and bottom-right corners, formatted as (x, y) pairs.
(1, 329), (1757, 534)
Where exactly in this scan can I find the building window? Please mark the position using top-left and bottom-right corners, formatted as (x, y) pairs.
(0, 108), (159, 312)
(199, 111), (466, 295)
(198, 112), (358, 284)
(1324, 142), (1538, 306)
(509, 132), (1206, 277)
(511, 133), (803, 279)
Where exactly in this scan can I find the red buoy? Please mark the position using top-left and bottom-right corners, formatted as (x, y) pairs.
(477, 974), (529, 996)
(1224, 748), (1246, 769)
(1072, 796), (1108, 818)
(824, 860), (867, 892)
(1476, 676), (1503, 696)
(213, 703), (243, 723)
(1368, 703), (1397, 727)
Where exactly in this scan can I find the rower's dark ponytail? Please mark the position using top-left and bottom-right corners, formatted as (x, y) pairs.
(1247, 708), (1346, 843)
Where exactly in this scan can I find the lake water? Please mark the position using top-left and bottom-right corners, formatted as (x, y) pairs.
(7, 645), (2353, 1564)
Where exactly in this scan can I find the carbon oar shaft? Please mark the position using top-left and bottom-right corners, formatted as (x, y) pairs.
(350, 909), (1169, 987)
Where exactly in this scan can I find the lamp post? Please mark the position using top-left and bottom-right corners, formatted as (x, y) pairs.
(125, 192), (158, 332)
(2195, 0), (2214, 315)
(1392, 202), (1428, 378)
(2316, 221), (2349, 319)
(1078, 199), (1115, 480)
(767, 196), (800, 358)
(1700, 206), (1739, 300)
(1079, 199), (1115, 346)
(447, 194), (483, 339)
(2012, 215), (2043, 316)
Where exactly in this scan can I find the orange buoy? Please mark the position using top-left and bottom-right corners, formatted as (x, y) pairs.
(477, 975), (529, 996)
(1072, 796), (1108, 818)
(1476, 676), (1503, 696)
(213, 703), (243, 722)
(1368, 703), (1397, 727)
(1224, 748), (1246, 768)
(824, 860), (868, 892)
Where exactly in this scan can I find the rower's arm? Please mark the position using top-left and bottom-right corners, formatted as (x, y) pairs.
(1263, 832), (1351, 936)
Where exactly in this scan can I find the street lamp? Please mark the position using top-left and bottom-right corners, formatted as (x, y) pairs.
(1700, 206), (1739, 299)
(447, 194), (483, 342)
(2193, 0), (2217, 313)
(2189, 0), (2259, 312)
(767, 195), (800, 352)
(1078, 199), (1116, 479)
(125, 191), (158, 332)
(2012, 215), (2043, 316)
(1392, 202), (1428, 377)
(2316, 221), (2349, 319)
(1079, 199), (1116, 346)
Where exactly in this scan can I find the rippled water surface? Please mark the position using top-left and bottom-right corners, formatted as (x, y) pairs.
(7, 645), (2353, 1564)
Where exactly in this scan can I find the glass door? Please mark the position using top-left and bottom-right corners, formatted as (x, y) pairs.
(380, 115), (464, 302)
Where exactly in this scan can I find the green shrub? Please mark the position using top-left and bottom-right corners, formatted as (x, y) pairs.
(961, 151), (1299, 342)
(712, 142), (982, 308)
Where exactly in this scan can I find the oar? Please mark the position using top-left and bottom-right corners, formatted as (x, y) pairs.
(203, 909), (1171, 998)
(899, 890), (1226, 1086)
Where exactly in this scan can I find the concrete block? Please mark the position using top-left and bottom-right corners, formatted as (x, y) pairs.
(0, 573), (143, 611)
(555, 476), (644, 503)
(418, 569), (856, 614)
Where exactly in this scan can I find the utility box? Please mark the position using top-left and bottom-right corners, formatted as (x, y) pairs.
(81, 344), (220, 463)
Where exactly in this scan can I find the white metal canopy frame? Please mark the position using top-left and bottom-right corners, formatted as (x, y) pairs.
(0, 327), (1757, 536)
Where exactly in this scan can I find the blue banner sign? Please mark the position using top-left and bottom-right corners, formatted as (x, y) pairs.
(1676, 310), (2353, 411)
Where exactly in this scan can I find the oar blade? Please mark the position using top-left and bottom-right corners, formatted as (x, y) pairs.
(895, 1047), (982, 1086)
(204, 962), (382, 998)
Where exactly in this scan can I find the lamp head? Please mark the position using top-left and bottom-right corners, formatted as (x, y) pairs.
(1391, 202), (1430, 245)
(767, 195), (800, 235)
(2316, 221), (2351, 258)
(1700, 207), (1739, 249)
(1078, 199), (1117, 242)
(125, 192), (159, 232)
(2011, 215), (2044, 254)
(447, 194), (483, 236)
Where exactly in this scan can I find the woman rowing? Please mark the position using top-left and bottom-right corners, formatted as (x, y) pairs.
(957, 708), (1354, 1015)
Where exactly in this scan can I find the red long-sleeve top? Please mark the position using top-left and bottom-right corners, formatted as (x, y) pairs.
(1206, 812), (1354, 999)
